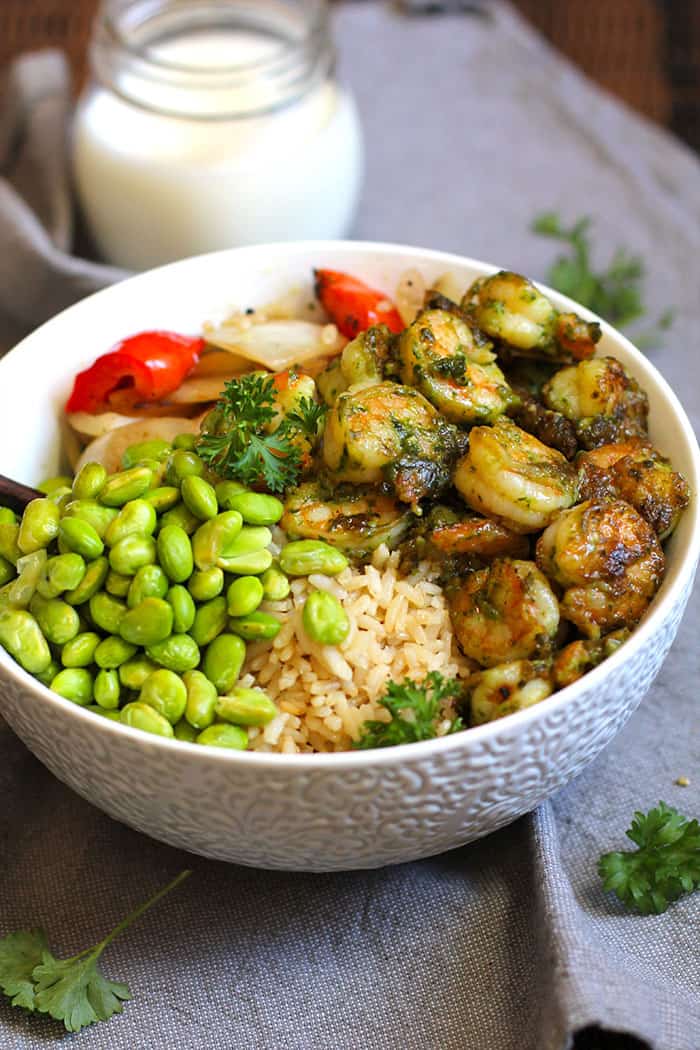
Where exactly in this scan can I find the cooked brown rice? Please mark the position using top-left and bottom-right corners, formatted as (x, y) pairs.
(240, 542), (473, 753)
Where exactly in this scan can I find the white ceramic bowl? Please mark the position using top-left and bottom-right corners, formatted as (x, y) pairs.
(1, 242), (698, 872)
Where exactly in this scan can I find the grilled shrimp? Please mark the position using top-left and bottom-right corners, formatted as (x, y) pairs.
(542, 356), (648, 449)
(448, 558), (560, 667)
(552, 629), (629, 688)
(398, 308), (515, 424)
(463, 271), (600, 360)
(536, 499), (664, 638)
(339, 324), (396, 389)
(468, 659), (553, 725)
(577, 439), (689, 540)
(430, 516), (529, 560)
(281, 480), (413, 555)
(322, 381), (460, 505)
(453, 417), (578, 533)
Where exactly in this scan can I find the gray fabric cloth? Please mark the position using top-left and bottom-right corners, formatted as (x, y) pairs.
(1, 3), (699, 1048)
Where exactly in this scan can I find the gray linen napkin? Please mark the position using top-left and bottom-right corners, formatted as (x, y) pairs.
(1, 4), (699, 1049)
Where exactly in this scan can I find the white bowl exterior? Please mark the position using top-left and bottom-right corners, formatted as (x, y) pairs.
(1, 242), (698, 871)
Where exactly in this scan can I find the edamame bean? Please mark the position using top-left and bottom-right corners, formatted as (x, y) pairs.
(196, 724), (247, 750)
(2, 550), (46, 609)
(35, 658), (61, 687)
(89, 591), (126, 634)
(216, 549), (273, 576)
(279, 540), (348, 577)
(105, 570), (131, 597)
(0, 556), (14, 587)
(181, 475), (218, 521)
(37, 475), (72, 495)
(58, 517), (104, 560)
(37, 553), (86, 599)
(173, 433), (197, 451)
(226, 575), (264, 618)
(157, 525), (194, 583)
(100, 466), (154, 507)
(190, 596), (228, 647)
(48, 487), (73, 511)
(139, 668), (187, 724)
(261, 563), (290, 601)
(119, 656), (158, 690)
(18, 499), (61, 554)
(64, 556), (109, 605)
(173, 718), (198, 742)
(192, 511), (243, 571)
(127, 564), (169, 608)
(226, 491), (284, 526)
(202, 633), (246, 693)
(159, 503), (200, 535)
(51, 668), (93, 706)
(62, 500), (118, 539)
(144, 486), (180, 513)
(94, 636), (137, 669)
(94, 668), (121, 709)
(302, 590), (350, 646)
(0, 508), (17, 525)
(119, 597), (173, 646)
(182, 669), (217, 729)
(214, 481), (247, 508)
(109, 534), (157, 576)
(0, 522), (20, 564)
(215, 687), (277, 727)
(72, 462), (107, 501)
(166, 585), (196, 634)
(229, 611), (281, 642)
(146, 634), (200, 673)
(220, 526), (272, 559)
(0, 609), (51, 673)
(164, 449), (204, 486)
(61, 631), (101, 668)
(86, 705), (121, 722)
(31, 595), (81, 646)
(122, 439), (172, 469)
(188, 568), (224, 602)
(120, 701), (174, 738)
(105, 499), (157, 547)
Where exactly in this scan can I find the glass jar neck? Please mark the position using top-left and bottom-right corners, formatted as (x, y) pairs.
(90, 0), (334, 120)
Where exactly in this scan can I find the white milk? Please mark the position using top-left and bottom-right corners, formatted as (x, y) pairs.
(72, 10), (363, 270)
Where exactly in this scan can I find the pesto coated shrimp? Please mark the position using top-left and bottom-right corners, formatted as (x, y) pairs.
(464, 271), (600, 361)
(448, 558), (560, 667)
(453, 417), (578, 533)
(398, 308), (515, 424)
(468, 659), (553, 725)
(536, 499), (664, 638)
(577, 439), (689, 539)
(430, 516), (529, 560)
(543, 356), (648, 449)
(281, 480), (413, 555)
(552, 630), (630, 688)
(322, 381), (460, 505)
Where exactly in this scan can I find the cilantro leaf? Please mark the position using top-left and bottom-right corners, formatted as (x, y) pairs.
(197, 372), (317, 493)
(0, 928), (47, 1010)
(355, 671), (465, 749)
(599, 802), (700, 914)
(0, 869), (190, 1033)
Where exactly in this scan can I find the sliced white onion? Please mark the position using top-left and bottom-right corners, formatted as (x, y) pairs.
(168, 376), (230, 404)
(75, 417), (200, 475)
(204, 319), (345, 372)
(66, 411), (141, 439)
(430, 270), (466, 304)
(395, 268), (426, 326)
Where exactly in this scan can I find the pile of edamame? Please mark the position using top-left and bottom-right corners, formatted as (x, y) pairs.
(0, 435), (351, 748)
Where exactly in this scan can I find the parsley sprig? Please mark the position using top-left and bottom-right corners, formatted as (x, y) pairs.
(355, 671), (464, 749)
(532, 212), (674, 348)
(0, 869), (190, 1032)
(197, 373), (324, 493)
(599, 802), (700, 914)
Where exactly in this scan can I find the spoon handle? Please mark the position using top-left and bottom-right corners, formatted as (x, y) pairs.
(0, 474), (44, 512)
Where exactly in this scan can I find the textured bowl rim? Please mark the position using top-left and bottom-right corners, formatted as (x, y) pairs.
(2, 239), (699, 769)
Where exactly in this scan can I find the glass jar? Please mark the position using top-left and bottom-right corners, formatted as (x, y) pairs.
(72, 0), (363, 270)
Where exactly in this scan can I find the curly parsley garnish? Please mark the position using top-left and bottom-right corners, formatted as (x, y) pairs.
(197, 373), (324, 493)
(0, 870), (190, 1033)
(355, 671), (464, 749)
(599, 802), (700, 914)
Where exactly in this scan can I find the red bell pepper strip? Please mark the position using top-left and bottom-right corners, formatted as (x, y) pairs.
(314, 269), (405, 339)
(65, 331), (204, 414)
